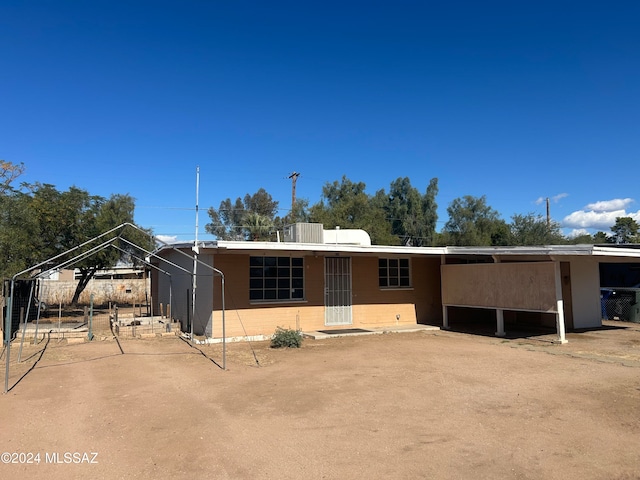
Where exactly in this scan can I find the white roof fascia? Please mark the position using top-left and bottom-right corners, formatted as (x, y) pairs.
(444, 245), (596, 256)
(158, 242), (640, 259)
(592, 246), (640, 258)
(213, 240), (447, 256)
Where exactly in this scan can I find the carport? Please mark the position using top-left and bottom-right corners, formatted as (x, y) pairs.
(440, 245), (640, 343)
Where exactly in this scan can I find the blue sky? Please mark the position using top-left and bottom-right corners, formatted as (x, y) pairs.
(2, 0), (639, 242)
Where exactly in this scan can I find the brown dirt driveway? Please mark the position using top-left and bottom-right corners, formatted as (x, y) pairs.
(1, 320), (639, 480)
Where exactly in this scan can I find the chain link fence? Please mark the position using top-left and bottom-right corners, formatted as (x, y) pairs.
(601, 288), (640, 323)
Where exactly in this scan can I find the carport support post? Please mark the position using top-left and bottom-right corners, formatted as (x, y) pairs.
(495, 309), (505, 337)
(441, 254), (450, 330)
(442, 305), (449, 330)
(554, 261), (568, 344)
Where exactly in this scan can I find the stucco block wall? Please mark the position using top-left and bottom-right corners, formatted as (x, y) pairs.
(155, 250), (441, 338)
(410, 257), (443, 323)
(351, 256), (442, 325)
(209, 253), (325, 337)
(205, 253), (442, 337)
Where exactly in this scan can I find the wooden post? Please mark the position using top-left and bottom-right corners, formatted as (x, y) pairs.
(554, 261), (568, 344)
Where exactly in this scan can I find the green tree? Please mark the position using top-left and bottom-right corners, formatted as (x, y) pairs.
(243, 188), (279, 218)
(70, 193), (153, 305)
(0, 191), (40, 277)
(0, 182), (152, 303)
(273, 198), (311, 233)
(0, 161), (36, 277)
(242, 212), (273, 241)
(384, 177), (439, 246)
(206, 197), (245, 240)
(510, 213), (566, 246)
(568, 233), (595, 244)
(593, 231), (612, 244)
(611, 217), (639, 244)
(206, 188), (279, 241)
(0, 160), (25, 194)
(442, 195), (509, 246)
(422, 178), (439, 246)
(310, 176), (397, 245)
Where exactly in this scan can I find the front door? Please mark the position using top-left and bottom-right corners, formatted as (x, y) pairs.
(324, 257), (353, 326)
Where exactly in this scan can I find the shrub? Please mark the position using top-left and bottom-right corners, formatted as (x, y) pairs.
(270, 327), (303, 348)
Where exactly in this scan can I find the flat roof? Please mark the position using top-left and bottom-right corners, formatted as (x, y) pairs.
(158, 241), (640, 259)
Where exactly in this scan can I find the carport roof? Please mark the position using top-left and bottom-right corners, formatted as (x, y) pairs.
(445, 244), (640, 258)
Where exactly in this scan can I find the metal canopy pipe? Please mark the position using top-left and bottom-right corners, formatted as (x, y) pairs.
(3, 222), (162, 393)
(3, 221), (228, 393)
(88, 294), (94, 341)
(17, 279), (36, 363)
(36, 236), (122, 281)
(4, 295), (12, 393)
(221, 275), (226, 370)
(33, 279), (44, 344)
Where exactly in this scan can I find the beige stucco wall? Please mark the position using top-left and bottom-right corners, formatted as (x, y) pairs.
(350, 256), (442, 326)
(156, 251), (443, 338)
(567, 257), (603, 329)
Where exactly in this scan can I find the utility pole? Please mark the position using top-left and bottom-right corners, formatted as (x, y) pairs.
(288, 172), (300, 222)
(546, 197), (551, 229)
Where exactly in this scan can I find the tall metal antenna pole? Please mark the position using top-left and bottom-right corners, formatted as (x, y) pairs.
(288, 172), (300, 221)
(195, 166), (200, 246)
(191, 166), (200, 340)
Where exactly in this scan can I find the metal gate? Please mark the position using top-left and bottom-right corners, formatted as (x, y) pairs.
(324, 257), (352, 326)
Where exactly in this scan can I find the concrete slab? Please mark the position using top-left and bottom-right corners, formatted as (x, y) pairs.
(303, 324), (440, 340)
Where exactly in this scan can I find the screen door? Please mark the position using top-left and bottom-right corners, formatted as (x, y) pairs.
(324, 257), (352, 326)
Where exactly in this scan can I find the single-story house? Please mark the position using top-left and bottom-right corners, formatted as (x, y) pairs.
(150, 223), (640, 343)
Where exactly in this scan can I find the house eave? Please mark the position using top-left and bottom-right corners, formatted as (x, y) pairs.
(157, 241), (640, 259)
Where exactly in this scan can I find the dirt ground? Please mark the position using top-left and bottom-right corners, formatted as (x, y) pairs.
(1, 321), (639, 480)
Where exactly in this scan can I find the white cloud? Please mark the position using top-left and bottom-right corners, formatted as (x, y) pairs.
(562, 196), (640, 230)
(584, 198), (634, 212)
(563, 209), (625, 229)
(567, 228), (590, 239)
(535, 193), (568, 205)
(155, 234), (178, 244)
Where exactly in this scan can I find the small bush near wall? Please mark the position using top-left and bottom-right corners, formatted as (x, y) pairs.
(270, 327), (303, 348)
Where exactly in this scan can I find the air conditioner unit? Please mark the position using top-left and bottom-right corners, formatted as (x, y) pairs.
(283, 223), (324, 243)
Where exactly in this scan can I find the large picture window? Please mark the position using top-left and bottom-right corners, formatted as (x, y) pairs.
(378, 258), (411, 288)
(249, 256), (304, 301)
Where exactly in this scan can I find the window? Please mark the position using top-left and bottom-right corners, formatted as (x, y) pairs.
(249, 256), (304, 301)
(378, 258), (411, 288)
